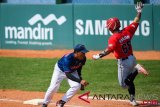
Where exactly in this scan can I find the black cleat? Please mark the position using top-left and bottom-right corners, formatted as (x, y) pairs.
(56, 100), (66, 107)
(42, 103), (48, 107)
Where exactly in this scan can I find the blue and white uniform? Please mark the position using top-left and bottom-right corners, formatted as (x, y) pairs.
(58, 53), (86, 73)
(43, 44), (88, 105)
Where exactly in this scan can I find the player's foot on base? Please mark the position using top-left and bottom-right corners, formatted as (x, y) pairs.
(42, 103), (47, 107)
(135, 64), (149, 76)
(56, 100), (66, 107)
(130, 100), (139, 106)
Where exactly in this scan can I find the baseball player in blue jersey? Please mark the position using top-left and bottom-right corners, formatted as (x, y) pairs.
(42, 44), (89, 107)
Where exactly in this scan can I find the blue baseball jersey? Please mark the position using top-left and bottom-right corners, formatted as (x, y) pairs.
(57, 53), (86, 73)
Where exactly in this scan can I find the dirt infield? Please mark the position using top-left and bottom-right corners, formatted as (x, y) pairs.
(1, 90), (159, 107)
(0, 49), (160, 60)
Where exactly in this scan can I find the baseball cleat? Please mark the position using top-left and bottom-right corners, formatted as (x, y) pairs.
(130, 100), (139, 106)
(56, 100), (66, 107)
(135, 64), (149, 76)
(42, 103), (47, 107)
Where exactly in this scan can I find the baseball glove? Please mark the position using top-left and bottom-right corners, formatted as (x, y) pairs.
(80, 85), (85, 91)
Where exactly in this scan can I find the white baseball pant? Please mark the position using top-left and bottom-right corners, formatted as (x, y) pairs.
(118, 55), (137, 88)
(43, 63), (81, 104)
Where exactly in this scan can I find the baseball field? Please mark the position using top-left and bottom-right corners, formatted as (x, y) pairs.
(0, 50), (160, 107)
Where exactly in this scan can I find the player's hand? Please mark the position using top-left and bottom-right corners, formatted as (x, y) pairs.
(135, 2), (143, 13)
(92, 54), (100, 60)
(80, 80), (89, 87)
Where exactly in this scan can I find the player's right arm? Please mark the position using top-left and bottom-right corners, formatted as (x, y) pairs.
(124, 2), (143, 39)
(133, 2), (143, 23)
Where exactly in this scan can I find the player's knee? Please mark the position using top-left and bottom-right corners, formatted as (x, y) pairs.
(119, 81), (127, 88)
(120, 83), (128, 89)
(71, 83), (81, 91)
(48, 84), (60, 92)
(76, 83), (81, 89)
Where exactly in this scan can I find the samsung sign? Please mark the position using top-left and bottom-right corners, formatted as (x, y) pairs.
(75, 19), (150, 37)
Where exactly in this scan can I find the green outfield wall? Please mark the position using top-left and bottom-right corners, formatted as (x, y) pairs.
(0, 4), (159, 50)
(0, 4), (73, 50)
(153, 5), (160, 50)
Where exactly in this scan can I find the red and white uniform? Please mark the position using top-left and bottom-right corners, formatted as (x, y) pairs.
(108, 22), (139, 59)
(107, 22), (139, 88)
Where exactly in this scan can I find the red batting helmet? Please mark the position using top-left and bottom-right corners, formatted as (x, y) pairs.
(106, 17), (120, 32)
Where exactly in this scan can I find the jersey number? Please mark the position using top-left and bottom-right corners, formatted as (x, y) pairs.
(121, 41), (131, 54)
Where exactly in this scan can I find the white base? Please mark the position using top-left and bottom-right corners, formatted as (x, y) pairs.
(23, 99), (44, 105)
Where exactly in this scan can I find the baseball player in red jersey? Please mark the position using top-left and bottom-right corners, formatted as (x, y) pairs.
(93, 2), (149, 106)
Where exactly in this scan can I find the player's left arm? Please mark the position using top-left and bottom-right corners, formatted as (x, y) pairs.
(100, 48), (112, 58)
(92, 48), (112, 60)
(93, 37), (115, 60)
(77, 67), (82, 80)
(77, 67), (85, 90)
(63, 58), (81, 83)
(65, 72), (81, 83)
(77, 56), (86, 79)
(77, 58), (87, 90)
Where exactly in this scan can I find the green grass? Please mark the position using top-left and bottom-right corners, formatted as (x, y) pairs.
(0, 57), (160, 101)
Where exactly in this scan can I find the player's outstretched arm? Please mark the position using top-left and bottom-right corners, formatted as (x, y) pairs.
(92, 48), (111, 60)
(65, 72), (89, 86)
(134, 2), (143, 23)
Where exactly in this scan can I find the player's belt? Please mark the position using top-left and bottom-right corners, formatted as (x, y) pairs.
(121, 54), (133, 61)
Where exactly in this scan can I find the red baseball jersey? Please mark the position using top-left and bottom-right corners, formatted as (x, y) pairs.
(108, 22), (139, 59)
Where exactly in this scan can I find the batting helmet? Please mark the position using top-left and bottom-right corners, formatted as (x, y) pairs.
(106, 17), (120, 32)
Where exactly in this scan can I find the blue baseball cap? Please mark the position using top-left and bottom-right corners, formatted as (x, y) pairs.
(74, 44), (89, 53)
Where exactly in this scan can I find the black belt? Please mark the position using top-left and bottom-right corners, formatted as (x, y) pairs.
(121, 54), (133, 61)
